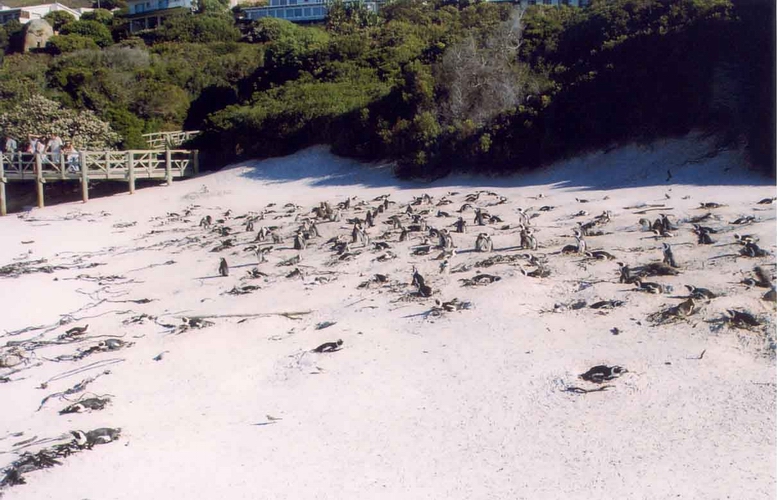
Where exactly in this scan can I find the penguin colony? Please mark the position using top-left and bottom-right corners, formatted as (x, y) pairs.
(0, 184), (774, 493)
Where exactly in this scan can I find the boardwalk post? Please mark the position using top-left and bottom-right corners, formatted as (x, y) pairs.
(0, 153), (6, 216)
(127, 151), (135, 194)
(80, 151), (89, 203)
(60, 152), (66, 180)
(165, 147), (172, 186)
(193, 150), (199, 175)
(35, 153), (44, 208)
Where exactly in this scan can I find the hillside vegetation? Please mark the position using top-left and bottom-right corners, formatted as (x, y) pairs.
(0, 0), (773, 177)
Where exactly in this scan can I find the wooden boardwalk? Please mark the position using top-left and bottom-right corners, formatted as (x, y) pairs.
(0, 149), (199, 215)
(142, 131), (200, 149)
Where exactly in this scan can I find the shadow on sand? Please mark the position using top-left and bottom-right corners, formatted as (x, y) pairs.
(231, 134), (772, 193)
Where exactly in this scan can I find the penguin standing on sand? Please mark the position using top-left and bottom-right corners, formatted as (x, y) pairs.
(219, 258), (229, 277)
(662, 243), (678, 268)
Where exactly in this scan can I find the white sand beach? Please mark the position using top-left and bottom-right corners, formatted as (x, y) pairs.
(0, 134), (774, 499)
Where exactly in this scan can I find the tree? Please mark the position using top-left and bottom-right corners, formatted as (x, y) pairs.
(197, 0), (230, 14)
(439, 7), (530, 125)
(43, 11), (76, 31)
(81, 9), (114, 25)
(0, 94), (120, 149)
(244, 17), (299, 44)
(60, 20), (114, 47)
(326, 0), (379, 34)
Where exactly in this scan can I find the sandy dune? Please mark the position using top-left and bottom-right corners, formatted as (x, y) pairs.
(0, 135), (775, 499)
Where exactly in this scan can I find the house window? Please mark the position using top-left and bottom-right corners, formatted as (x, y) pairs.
(289, 0), (296, 4)
(304, 7), (311, 15)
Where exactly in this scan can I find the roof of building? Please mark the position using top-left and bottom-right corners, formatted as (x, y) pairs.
(0, 0), (91, 9)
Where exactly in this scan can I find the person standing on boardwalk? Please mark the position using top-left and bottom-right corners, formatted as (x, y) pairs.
(3, 135), (17, 160)
(26, 135), (40, 154)
(46, 133), (63, 164)
(63, 141), (80, 172)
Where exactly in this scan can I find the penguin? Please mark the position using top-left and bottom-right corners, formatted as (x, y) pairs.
(575, 233), (587, 254)
(219, 257), (229, 277)
(617, 262), (634, 284)
(693, 225), (714, 245)
(586, 250), (615, 260)
(684, 285), (716, 301)
(674, 297), (696, 318)
(740, 242), (767, 257)
(64, 324), (89, 336)
(725, 309), (761, 328)
(72, 428), (121, 449)
(633, 279), (665, 294)
(474, 208), (486, 226)
(580, 365), (627, 383)
(293, 232), (307, 251)
(662, 243), (678, 268)
(516, 207), (529, 227)
(454, 217), (466, 234)
(312, 339), (343, 353)
(475, 233), (491, 252)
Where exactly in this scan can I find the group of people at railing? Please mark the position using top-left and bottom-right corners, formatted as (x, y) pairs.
(3, 134), (81, 173)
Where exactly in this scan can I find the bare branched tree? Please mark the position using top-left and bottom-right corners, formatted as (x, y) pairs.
(439, 7), (530, 125)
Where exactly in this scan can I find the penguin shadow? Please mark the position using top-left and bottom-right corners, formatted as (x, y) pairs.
(401, 309), (435, 319)
(493, 245), (526, 253)
(195, 263), (259, 279)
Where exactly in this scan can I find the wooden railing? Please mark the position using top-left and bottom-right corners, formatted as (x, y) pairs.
(142, 131), (200, 149)
(0, 149), (199, 215)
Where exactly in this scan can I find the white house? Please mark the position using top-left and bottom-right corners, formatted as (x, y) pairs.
(0, 2), (82, 25)
(242, 0), (376, 23)
(242, 0), (586, 24)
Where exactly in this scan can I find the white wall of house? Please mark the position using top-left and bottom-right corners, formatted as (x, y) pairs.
(0, 2), (82, 24)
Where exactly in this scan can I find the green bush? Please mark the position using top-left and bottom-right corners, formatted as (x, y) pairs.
(43, 11), (76, 31)
(48, 34), (99, 54)
(0, 94), (119, 149)
(154, 14), (240, 44)
(81, 9), (114, 25)
(60, 20), (114, 47)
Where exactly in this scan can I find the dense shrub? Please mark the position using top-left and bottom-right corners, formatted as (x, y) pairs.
(81, 9), (115, 25)
(43, 11), (76, 31)
(48, 34), (99, 54)
(60, 20), (114, 47)
(153, 13), (240, 43)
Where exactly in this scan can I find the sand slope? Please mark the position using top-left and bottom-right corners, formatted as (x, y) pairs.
(0, 135), (775, 499)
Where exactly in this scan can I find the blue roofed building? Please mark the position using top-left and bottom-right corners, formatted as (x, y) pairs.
(242, 0), (376, 23)
(125, 0), (197, 31)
